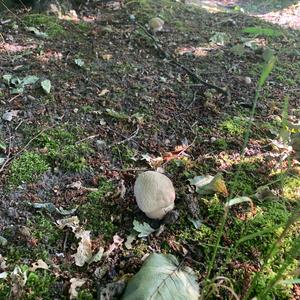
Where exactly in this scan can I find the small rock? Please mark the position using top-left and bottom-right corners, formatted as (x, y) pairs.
(95, 140), (107, 151)
(27, 95), (36, 101)
(244, 77), (252, 84)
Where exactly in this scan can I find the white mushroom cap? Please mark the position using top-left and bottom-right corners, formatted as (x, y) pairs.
(134, 171), (175, 219)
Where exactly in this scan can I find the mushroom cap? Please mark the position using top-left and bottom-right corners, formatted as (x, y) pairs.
(134, 171), (175, 219)
(148, 17), (164, 32)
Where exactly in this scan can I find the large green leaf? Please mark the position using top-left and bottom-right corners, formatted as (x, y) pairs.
(122, 253), (199, 300)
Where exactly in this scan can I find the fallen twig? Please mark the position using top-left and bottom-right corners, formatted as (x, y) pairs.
(114, 126), (140, 146)
(134, 21), (228, 96)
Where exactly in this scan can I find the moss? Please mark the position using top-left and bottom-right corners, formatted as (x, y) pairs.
(220, 116), (248, 138)
(111, 144), (136, 167)
(78, 289), (94, 300)
(75, 21), (92, 33)
(24, 269), (56, 300)
(165, 158), (196, 179)
(282, 176), (300, 201)
(0, 282), (10, 299)
(227, 201), (290, 260)
(8, 151), (49, 186)
(34, 128), (93, 172)
(29, 215), (62, 246)
(78, 178), (117, 238)
(228, 161), (261, 195)
(214, 138), (228, 150)
(23, 14), (65, 38)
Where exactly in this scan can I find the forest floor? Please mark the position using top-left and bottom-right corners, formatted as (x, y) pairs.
(0, 0), (299, 299)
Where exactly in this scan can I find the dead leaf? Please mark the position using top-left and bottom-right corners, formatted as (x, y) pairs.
(72, 230), (93, 267)
(67, 181), (82, 190)
(29, 259), (49, 272)
(2, 110), (19, 121)
(11, 265), (27, 299)
(102, 54), (112, 61)
(163, 145), (189, 162)
(141, 153), (164, 168)
(89, 247), (105, 264)
(98, 89), (110, 96)
(104, 234), (124, 257)
(190, 173), (228, 197)
(57, 216), (80, 231)
(124, 233), (137, 250)
(69, 277), (87, 300)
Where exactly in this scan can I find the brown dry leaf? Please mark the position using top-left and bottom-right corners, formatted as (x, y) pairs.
(212, 174), (229, 197)
(98, 89), (110, 96)
(102, 54), (112, 61)
(29, 259), (49, 272)
(104, 234), (124, 257)
(69, 277), (87, 299)
(56, 216), (80, 231)
(163, 145), (188, 162)
(72, 230), (93, 267)
(190, 173), (228, 197)
(11, 266), (27, 299)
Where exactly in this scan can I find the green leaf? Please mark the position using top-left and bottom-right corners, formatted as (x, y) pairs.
(11, 87), (24, 94)
(122, 253), (199, 300)
(41, 79), (51, 94)
(75, 58), (85, 67)
(258, 56), (276, 88)
(133, 220), (155, 238)
(10, 77), (22, 87)
(22, 75), (39, 85)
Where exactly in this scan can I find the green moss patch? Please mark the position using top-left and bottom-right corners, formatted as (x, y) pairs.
(220, 116), (249, 138)
(8, 151), (49, 186)
(282, 176), (300, 201)
(23, 14), (65, 38)
(34, 128), (93, 172)
(78, 178), (117, 238)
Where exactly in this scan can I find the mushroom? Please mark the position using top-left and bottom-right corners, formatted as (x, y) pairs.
(134, 171), (175, 219)
(148, 17), (164, 33)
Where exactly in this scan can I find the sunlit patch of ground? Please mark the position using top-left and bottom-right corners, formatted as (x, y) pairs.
(185, 0), (300, 29)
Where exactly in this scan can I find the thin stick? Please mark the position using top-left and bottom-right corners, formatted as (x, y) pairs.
(134, 21), (228, 96)
(76, 134), (101, 145)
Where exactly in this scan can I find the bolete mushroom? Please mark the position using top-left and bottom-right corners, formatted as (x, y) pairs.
(134, 171), (175, 219)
